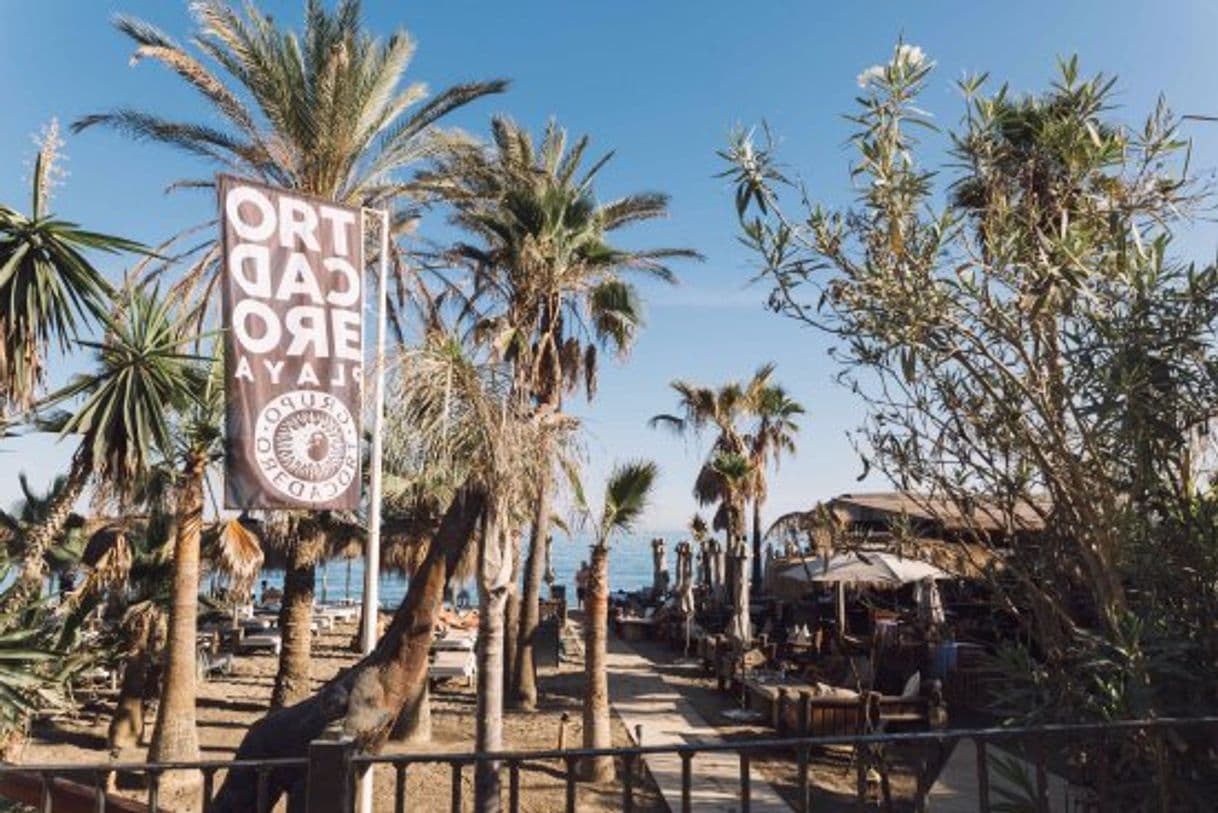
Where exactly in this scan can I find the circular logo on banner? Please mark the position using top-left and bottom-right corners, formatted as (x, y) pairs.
(254, 390), (359, 504)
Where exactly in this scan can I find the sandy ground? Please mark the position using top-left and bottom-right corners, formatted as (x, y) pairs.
(17, 618), (938, 812)
(18, 619), (664, 812)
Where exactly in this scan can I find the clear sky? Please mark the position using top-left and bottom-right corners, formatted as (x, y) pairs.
(3, 0), (1218, 531)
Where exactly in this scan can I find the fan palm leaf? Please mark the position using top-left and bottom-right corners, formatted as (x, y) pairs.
(75, 0), (508, 330)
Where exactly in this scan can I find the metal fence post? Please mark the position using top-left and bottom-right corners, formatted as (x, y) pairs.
(306, 736), (357, 813)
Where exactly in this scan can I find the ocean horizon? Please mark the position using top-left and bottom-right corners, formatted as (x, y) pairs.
(250, 529), (689, 610)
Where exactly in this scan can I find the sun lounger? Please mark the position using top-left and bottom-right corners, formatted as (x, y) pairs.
(432, 630), (476, 651)
(429, 649), (476, 685)
(318, 603), (359, 622)
(239, 629), (282, 655)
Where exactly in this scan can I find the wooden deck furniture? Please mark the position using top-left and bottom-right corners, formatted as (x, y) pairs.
(614, 616), (658, 642)
(742, 674), (946, 738)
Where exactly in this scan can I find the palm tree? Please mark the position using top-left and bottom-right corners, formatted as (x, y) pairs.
(424, 116), (697, 709)
(649, 366), (766, 527)
(264, 511), (359, 710)
(0, 120), (139, 412)
(575, 460), (658, 782)
(147, 347), (223, 767)
(0, 473), (88, 598)
(74, 0), (507, 329)
(651, 365), (800, 591)
(746, 385), (803, 589)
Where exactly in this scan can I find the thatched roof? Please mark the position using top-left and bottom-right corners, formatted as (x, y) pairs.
(831, 492), (1047, 534)
(767, 491), (1047, 545)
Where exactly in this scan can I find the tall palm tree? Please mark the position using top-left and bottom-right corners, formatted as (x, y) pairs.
(264, 511), (359, 710)
(74, 1), (508, 767)
(649, 365), (769, 528)
(424, 117), (698, 708)
(74, 0), (507, 328)
(746, 385), (803, 589)
(651, 365), (800, 590)
(574, 460), (657, 782)
(148, 348), (223, 767)
(263, 513), (326, 709)
(0, 120), (139, 412)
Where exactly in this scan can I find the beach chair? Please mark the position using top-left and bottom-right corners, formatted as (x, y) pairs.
(429, 649), (476, 686)
(239, 629), (282, 655)
(433, 630), (476, 652)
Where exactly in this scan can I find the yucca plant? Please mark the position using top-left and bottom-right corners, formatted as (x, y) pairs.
(3, 289), (202, 615)
(0, 120), (141, 412)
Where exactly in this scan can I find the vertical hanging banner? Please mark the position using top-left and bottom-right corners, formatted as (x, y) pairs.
(219, 175), (364, 509)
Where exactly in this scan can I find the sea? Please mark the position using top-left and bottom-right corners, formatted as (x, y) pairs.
(251, 530), (683, 608)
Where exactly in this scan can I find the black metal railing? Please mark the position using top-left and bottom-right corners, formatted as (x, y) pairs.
(339, 717), (1218, 813)
(5, 716), (1217, 812)
(0, 754), (306, 813)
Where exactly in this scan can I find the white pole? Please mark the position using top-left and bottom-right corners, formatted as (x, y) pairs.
(359, 207), (390, 813)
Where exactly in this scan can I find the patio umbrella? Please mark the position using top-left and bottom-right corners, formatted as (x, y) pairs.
(915, 577), (946, 625)
(543, 534), (556, 589)
(773, 550), (948, 589)
(773, 550), (949, 635)
(706, 538), (726, 603)
(676, 541), (696, 654)
(726, 539), (751, 647)
(650, 537), (669, 599)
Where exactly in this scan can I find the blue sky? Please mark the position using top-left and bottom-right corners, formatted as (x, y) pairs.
(3, 1), (1218, 531)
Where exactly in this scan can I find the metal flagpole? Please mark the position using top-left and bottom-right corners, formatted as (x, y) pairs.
(359, 206), (390, 813)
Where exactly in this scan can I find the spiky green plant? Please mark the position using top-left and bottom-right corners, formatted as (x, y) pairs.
(0, 120), (141, 410)
(2, 288), (202, 614)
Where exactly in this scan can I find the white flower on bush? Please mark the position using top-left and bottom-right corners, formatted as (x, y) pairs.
(895, 44), (927, 69)
(857, 65), (886, 88)
(858, 44), (930, 89)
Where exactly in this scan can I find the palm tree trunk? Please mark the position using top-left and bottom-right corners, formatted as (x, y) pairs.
(211, 485), (486, 813)
(108, 649), (151, 750)
(148, 453), (205, 765)
(2, 453), (89, 613)
(513, 468), (552, 710)
(581, 541), (613, 782)
(502, 535), (521, 702)
(751, 496), (764, 593)
(476, 524), (510, 813)
(270, 533), (318, 709)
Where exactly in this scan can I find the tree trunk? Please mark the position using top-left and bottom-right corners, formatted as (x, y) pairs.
(513, 468), (553, 710)
(581, 542), (613, 782)
(476, 518), (512, 813)
(751, 496), (764, 594)
(502, 536), (521, 702)
(2, 454), (89, 614)
(148, 453), (205, 765)
(390, 677), (431, 743)
(108, 649), (151, 750)
(211, 486), (486, 813)
(271, 533), (318, 710)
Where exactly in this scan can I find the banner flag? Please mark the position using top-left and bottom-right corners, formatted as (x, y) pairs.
(219, 175), (364, 509)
